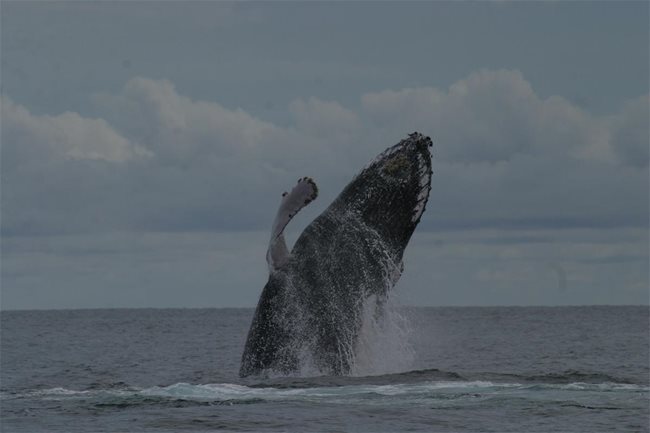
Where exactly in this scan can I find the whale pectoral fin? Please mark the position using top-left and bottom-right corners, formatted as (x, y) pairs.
(266, 177), (318, 272)
(267, 233), (290, 272)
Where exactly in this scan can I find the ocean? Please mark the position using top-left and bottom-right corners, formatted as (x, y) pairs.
(1, 306), (648, 432)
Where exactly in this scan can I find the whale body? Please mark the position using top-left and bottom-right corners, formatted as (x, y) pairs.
(240, 132), (433, 377)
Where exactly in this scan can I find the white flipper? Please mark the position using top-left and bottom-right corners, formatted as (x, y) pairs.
(266, 177), (318, 272)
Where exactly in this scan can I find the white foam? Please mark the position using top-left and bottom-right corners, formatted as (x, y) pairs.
(4, 380), (647, 404)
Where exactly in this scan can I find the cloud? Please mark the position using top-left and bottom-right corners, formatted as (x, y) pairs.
(398, 228), (648, 306)
(361, 69), (614, 164)
(609, 95), (649, 168)
(2, 78), (355, 236)
(92, 77), (287, 164)
(2, 227), (646, 309)
(2, 97), (149, 166)
(360, 70), (648, 229)
(0, 231), (269, 309)
(290, 97), (361, 138)
(2, 71), (647, 308)
(1, 71), (647, 238)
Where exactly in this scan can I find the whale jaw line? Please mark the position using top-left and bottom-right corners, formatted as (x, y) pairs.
(348, 132), (433, 235)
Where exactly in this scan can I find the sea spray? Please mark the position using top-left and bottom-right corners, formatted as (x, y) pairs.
(350, 293), (415, 376)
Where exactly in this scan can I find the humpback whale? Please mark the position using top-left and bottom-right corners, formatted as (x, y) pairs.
(240, 132), (433, 377)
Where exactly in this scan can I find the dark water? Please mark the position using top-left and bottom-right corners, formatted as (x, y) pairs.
(1, 306), (648, 432)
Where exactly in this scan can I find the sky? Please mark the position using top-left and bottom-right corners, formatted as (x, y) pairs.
(1, 1), (648, 310)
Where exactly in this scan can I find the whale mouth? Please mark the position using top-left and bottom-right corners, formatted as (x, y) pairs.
(364, 132), (432, 173)
(408, 133), (433, 223)
(374, 132), (433, 222)
(355, 132), (433, 224)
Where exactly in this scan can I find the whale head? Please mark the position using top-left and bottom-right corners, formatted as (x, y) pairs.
(333, 132), (433, 252)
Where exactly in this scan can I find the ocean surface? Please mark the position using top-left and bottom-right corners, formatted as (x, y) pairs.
(1, 306), (648, 432)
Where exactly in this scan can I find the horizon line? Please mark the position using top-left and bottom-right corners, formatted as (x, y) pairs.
(2, 304), (648, 313)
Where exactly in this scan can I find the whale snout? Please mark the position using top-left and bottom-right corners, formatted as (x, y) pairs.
(398, 132), (433, 180)
(367, 131), (432, 185)
(406, 131), (433, 155)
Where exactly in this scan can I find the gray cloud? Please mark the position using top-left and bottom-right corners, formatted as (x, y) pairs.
(361, 70), (617, 164)
(2, 2), (647, 310)
(2, 71), (648, 240)
(609, 95), (649, 168)
(289, 97), (361, 140)
(2, 97), (148, 166)
(398, 228), (648, 307)
(2, 227), (647, 309)
(360, 70), (648, 230)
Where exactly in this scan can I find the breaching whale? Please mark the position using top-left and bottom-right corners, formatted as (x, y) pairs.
(240, 132), (433, 377)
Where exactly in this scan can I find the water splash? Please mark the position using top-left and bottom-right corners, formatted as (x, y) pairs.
(350, 293), (415, 376)
(243, 210), (419, 378)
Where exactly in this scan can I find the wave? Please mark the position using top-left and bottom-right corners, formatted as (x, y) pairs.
(2, 378), (647, 409)
(502, 369), (640, 385)
(243, 367), (643, 389)
(245, 368), (466, 389)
